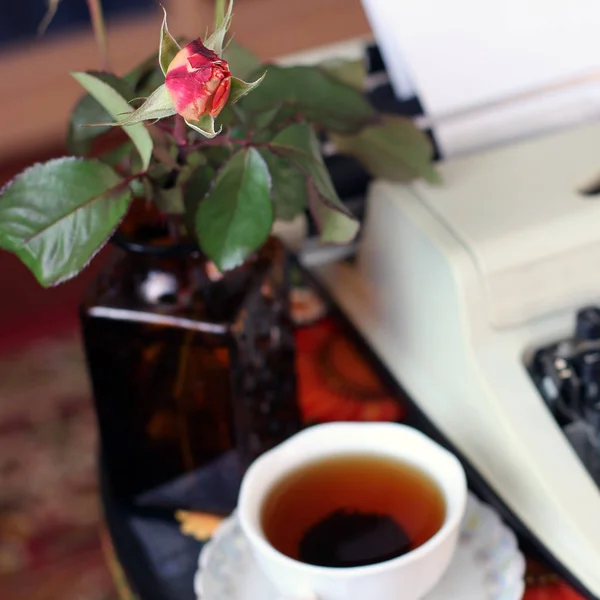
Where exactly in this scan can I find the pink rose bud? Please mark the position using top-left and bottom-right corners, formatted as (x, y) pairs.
(165, 39), (231, 122)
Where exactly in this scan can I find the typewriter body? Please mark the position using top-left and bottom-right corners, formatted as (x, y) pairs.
(297, 0), (600, 596)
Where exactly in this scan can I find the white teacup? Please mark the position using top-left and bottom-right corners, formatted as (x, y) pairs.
(238, 422), (467, 600)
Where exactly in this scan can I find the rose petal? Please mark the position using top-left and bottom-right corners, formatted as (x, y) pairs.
(209, 77), (231, 117)
(164, 38), (232, 122)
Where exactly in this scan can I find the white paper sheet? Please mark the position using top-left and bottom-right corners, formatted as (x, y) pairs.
(361, 0), (600, 156)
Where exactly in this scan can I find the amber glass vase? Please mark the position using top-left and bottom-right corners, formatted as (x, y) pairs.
(80, 227), (302, 511)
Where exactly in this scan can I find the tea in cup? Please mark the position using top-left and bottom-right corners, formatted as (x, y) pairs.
(238, 422), (467, 600)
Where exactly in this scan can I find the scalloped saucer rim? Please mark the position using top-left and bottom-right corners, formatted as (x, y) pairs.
(195, 492), (526, 600)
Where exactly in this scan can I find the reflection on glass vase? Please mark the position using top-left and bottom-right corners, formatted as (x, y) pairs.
(80, 231), (302, 513)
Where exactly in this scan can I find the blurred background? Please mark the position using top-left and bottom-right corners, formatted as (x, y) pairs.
(0, 0), (152, 47)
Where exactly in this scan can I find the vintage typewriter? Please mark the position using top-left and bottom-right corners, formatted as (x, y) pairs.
(303, 1), (600, 597)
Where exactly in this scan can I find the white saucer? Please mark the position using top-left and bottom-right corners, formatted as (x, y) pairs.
(194, 493), (526, 600)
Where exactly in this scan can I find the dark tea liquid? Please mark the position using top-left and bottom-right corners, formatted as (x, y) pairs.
(261, 454), (446, 568)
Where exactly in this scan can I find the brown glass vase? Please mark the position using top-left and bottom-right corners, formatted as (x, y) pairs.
(80, 233), (302, 511)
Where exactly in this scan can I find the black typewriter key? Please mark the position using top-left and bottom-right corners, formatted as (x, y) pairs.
(576, 306), (600, 341)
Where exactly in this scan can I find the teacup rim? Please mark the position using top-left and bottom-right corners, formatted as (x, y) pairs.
(238, 421), (468, 577)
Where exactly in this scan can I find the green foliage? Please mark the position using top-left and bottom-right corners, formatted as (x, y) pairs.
(100, 84), (177, 126)
(196, 148), (273, 271)
(0, 3), (440, 285)
(330, 115), (441, 184)
(223, 42), (262, 80)
(99, 141), (135, 168)
(154, 186), (185, 215)
(0, 158), (132, 286)
(67, 72), (135, 156)
(183, 164), (215, 234)
(71, 71), (154, 170)
(258, 149), (308, 221)
(238, 65), (375, 133)
(318, 58), (366, 91)
(267, 123), (359, 243)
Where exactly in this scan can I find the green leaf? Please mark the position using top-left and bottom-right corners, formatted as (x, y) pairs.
(319, 58), (366, 91)
(196, 148), (273, 271)
(94, 84), (177, 126)
(223, 41), (262, 80)
(129, 176), (147, 198)
(147, 161), (172, 186)
(99, 141), (135, 167)
(215, 105), (237, 130)
(155, 186), (185, 215)
(123, 52), (158, 87)
(268, 123), (359, 244)
(185, 151), (208, 170)
(183, 164), (215, 234)
(268, 124), (345, 212)
(71, 72), (153, 170)
(66, 72), (135, 156)
(306, 182), (360, 244)
(205, 0), (233, 55)
(159, 7), (181, 75)
(259, 149), (308, 221)
(152, 141), (180, 170)
(0, 158), (132, 287)
(227, 73), (266, 106)
(184, 165), (215, 200)
(135, 64), (165, 98)
(203, 146), (234, 169)
(329, 115), (441, 184)
(252, 105), (285, 130)
(238, 66), (375, 133)
(185, 114), (222, 139)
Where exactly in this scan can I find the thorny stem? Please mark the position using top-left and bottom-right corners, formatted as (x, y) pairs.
(184, 136), (233, 152)
(174, 116), (188, 147)
(123, 171), (148, 185)
(82, 170), (147, 210)
(183, 135), (268, 154)
(104, 171), (148, 197)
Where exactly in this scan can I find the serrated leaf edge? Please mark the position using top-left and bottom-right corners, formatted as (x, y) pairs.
(85, 84), (177, 127)
(0, 157), (133, 287)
